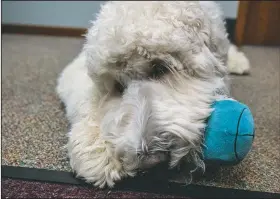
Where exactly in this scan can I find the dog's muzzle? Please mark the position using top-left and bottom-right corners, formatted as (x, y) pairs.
(139, 151), (170, 169)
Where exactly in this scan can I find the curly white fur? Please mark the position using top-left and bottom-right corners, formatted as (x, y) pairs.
(56, 1), (250, 188)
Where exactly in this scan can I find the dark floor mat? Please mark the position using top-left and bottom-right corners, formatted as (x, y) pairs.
(2, 178), (189, 199)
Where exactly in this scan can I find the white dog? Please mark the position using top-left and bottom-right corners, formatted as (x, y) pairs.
(56, 1), (250, 188)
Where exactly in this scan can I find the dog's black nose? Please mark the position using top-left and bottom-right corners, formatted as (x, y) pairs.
(139, 151), (169, 169)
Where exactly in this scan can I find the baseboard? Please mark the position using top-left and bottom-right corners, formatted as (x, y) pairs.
(2, 19), (236, 42)
(2, 24), (86, 37)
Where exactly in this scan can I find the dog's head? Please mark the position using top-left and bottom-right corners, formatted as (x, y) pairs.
(84, 1), (229, 180)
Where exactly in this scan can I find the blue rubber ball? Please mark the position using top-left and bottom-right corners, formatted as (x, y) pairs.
(203, 99), (255, 166)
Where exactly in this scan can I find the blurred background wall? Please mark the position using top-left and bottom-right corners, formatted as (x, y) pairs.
(2, 1), (238, 28)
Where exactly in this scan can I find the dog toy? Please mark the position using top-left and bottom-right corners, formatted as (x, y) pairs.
(203, 99), (255, 166)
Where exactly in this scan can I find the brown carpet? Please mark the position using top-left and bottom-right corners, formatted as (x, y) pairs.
(2, 178), (189, 199)
(2, 34), (280, 193)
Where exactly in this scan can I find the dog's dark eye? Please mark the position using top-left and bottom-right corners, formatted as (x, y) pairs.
(115, 81), (126, 94)
(150, 59), (169, 79)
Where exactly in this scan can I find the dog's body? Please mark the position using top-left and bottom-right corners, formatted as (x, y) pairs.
(56, 1), (250, 188)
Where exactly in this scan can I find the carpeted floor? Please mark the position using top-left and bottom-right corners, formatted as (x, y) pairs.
(2, 178), (189, 199)
(2, 34), (280, 194)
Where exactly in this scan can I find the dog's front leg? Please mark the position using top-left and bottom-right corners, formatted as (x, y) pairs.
(67, 118), (125, 188)
(56, 52), (126, 188)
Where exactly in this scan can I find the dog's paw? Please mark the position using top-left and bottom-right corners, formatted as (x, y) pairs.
(227, 45), (250, 75)
(68, 120), (128, 188)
